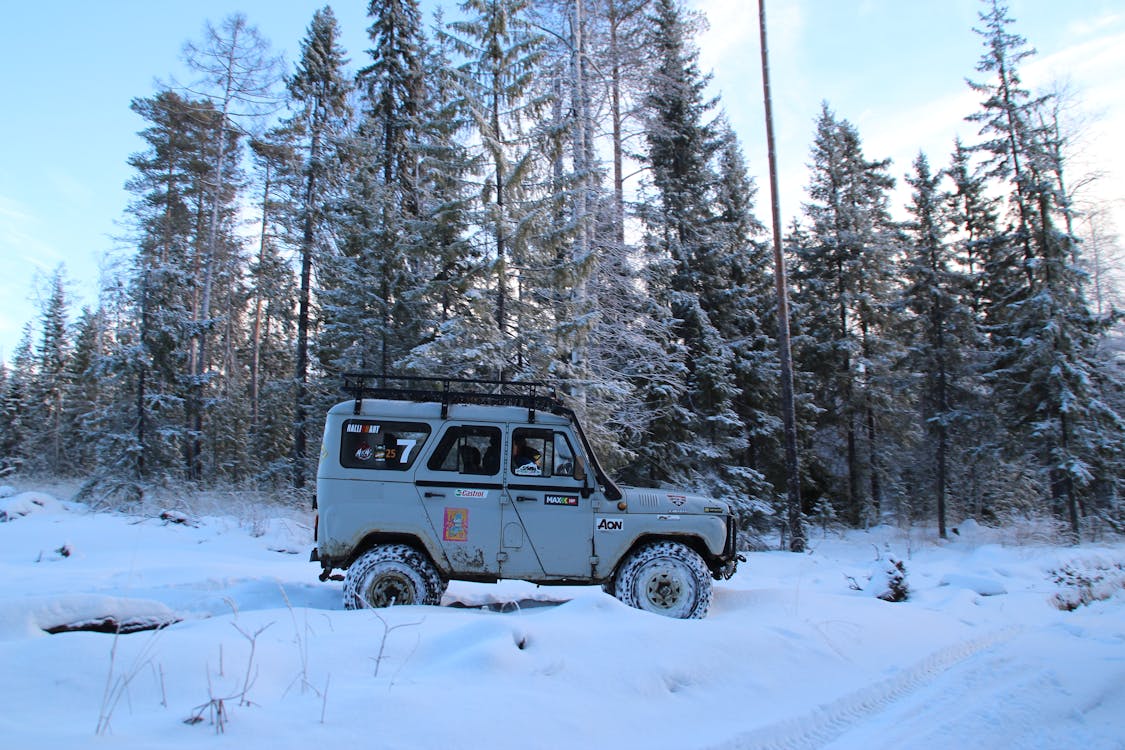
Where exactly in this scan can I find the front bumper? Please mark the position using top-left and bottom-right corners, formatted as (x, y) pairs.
(714, 513), (743, 580)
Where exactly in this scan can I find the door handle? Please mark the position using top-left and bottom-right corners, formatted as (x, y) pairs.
(424, 491), (446, 498)
(516, 495), (536, 502)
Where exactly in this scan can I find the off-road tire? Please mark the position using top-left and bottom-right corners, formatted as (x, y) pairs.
(613, 541), (712, 619)
(343, 544), (445, 610)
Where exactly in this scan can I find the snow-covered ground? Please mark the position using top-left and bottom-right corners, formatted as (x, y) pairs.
(1, 484), (1122, 750)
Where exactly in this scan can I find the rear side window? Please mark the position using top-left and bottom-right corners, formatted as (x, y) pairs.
(427, 425), (503, 476)
(340, 420), (430, 471)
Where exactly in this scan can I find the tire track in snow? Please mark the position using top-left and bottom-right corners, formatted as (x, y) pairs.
(705, 627), (1022, 750)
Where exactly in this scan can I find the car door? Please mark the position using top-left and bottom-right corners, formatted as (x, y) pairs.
(414, 423), (504, 577)
(500, 426), (595, 580)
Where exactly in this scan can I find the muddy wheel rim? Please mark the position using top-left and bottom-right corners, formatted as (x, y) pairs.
(365, 571), (415, 607)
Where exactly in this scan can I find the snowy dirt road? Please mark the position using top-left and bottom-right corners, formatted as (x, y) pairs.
(1, 487), (1123, 750)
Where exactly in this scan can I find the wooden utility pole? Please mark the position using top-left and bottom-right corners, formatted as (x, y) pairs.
(758, 0), (806, 552)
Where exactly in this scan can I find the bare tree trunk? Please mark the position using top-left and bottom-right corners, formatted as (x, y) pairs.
(607, 0), (629, 251)
(250, 159), (273, 428)
(758, 0), (805, 551)
(292, 125), (321, 490)
(490, 76), (509, 375)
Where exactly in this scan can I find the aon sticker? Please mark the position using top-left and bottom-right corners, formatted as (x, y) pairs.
(596, 517), (624, 532)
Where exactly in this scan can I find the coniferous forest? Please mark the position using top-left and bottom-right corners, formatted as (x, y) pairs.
(2, 0), (1122, 544)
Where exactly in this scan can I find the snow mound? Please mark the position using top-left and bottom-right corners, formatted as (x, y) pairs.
(0, 485), (16, 498)
(939, 573), (1008, 596)
(0, 594), (180, 639)
(0, 491), (64, 522)
(950, 518), (986, 541)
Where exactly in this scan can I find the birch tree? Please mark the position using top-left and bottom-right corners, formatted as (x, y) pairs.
(181, 14), (280, 479)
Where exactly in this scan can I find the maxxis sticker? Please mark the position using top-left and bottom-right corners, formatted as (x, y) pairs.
(545, 494), (579, 507)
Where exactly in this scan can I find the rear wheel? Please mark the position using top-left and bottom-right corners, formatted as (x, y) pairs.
(343, 544), (445, 609)
(613, 541), (712, 619)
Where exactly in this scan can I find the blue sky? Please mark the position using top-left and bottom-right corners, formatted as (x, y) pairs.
(1, 0), (1122, 363)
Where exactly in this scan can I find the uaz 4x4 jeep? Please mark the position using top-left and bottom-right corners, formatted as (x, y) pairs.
(312, 375), (739, 619)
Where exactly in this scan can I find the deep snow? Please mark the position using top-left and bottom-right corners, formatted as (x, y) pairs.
(0, 485), (1123, 749)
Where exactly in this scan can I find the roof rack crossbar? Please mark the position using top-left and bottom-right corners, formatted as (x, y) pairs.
(341, 373), (563, 417)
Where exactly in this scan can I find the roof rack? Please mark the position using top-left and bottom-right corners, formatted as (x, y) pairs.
(339, 372), (623, 502)
(342, 373), (565, 422)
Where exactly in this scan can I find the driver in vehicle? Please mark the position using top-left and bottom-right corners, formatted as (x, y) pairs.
(512, 435), (542, 475)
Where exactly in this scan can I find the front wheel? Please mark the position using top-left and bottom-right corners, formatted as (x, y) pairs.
(343, 544), (445, 610)
(613, 541), (712, 619)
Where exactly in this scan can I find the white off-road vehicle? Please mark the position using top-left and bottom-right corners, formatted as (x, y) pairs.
(311, 375), (740, 619)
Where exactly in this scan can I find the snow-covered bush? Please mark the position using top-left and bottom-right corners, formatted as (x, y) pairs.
(876, 557), (910, 602)
(0, 491), (63, 522)
(74, 476), (144, 512)
(1049, 557), (1125, 611)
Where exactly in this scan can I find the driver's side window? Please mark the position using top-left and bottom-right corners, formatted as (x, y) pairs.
(511, 428), (550, 477)
(509, 429), (580, 479)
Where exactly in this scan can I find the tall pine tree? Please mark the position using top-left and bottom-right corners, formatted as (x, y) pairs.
(287, 6), (351, 489)
(967, 0), (1125, 538)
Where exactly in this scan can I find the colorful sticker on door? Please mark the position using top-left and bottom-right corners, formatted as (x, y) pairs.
(443, 507), (469, 542)
(545, 494), (579, 507)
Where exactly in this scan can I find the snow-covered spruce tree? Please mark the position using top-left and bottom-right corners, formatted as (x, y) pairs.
(395, 10), (492, 378)
(80, 273), (148, 483)
(64, 305), (109, 475)
(707, 123), (782, 530)
(0, 325), (35, 475)
(628, 0), (752, 516)
(444, 0), (550, 378)
(117, 90), (223, 479)
(322, 0), (446, 386)
(285, 6), (351, 489)
(0, 361), (10, 474)
(899, 153), (982, 537)
(967, 0), (1125, 539)
(942, 138), (1027, 520)
(27, 267), (72, 475)
(792, 104), (908, 528)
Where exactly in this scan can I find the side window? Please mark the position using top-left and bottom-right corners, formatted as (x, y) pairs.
(340, 420), (430, 471)
(511, 428), (555, 477)
(552, 432), (577, 477)
(427, 426), (503, 476)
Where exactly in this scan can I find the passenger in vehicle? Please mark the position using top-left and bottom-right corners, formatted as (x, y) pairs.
(482, 439), (501, 474)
